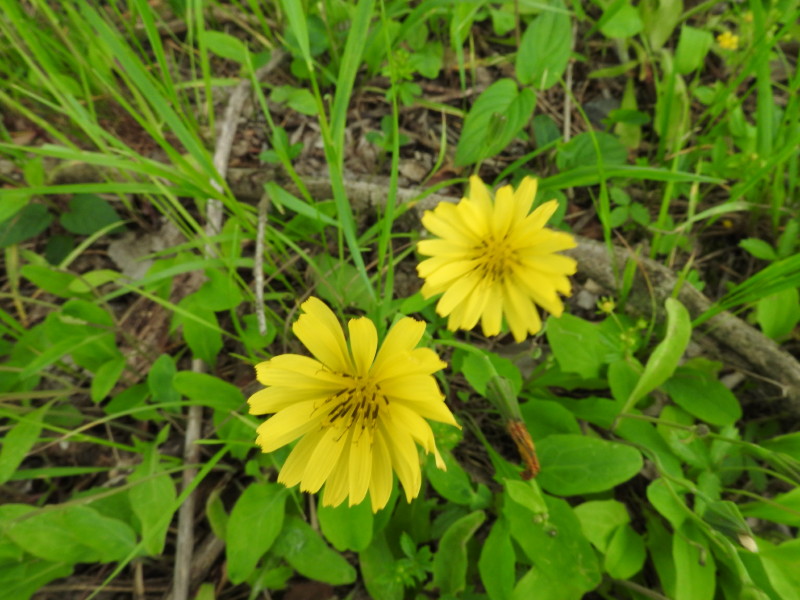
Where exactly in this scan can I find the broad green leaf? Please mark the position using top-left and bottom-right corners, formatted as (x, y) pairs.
(505, 494), (601, 597)
(0, 560), (73, 600)
(20, 264), (80, 298)
(0, 405), (47, 485)
(454, 78), (536, 166)
(271, 85), (317, 116)
(622, 298), (691, 414)
(426, 450), (476, 506)
(741, 487), (800, 526)
(647, 479), (689, 528)
(432, 510), (485, 595)
(226, 482), (288, 584)
(0, 203), (52, 248)
(556, 131), (628, 171)
(520, 399), (581, 439)
(640, 0), (683, 50)
(675, 26), (713, 74)
(604, 524), (645, 579)
(200, 31), (249, 63)
(359, 533), (404, 600)
(599, 4), (643, 39)
(536, 434), (643, 496)
(739, 238), (778, 261)
(461, 350), (522, 396)
(318, 499), (374, 552)
(673, 522), (715, 600)
(59, 194), (124, 235)
(129, 465), (177, 556)
(67, 269), (121, 294)
(656, 405), (710, 469)
(574, 499), (629, 552)
(515, 0), (571, 89)
(274, 516), (357, 585)
(546, 314), (605, 379)
(90, 356), (127, 403)
(312, 253), (373, 312)
(663, 364), (742, 426)
(147, 354), (180, 405)
(479, 517), (515, 600)
(194, 268), (244, 312)
(179, 304), (222, 366)
(756, 288), (800, 340)
(0, 197), (28, 225)
(761, 539), (800, 599)
(503, 479), (547, 515)
(7, 505), (136, 563)
(761, 432), (800, 459)
(172, 371), (244, 412)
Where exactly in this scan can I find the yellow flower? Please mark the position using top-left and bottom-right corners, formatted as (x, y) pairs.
(247, 297), (458, 512)
(417, 176), (577, 342)
(717, 31), (740, 50)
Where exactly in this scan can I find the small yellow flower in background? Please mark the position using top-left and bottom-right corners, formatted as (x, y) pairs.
(248, 297), (458, 512)
(717, 31), (740, 50)
(417, 176), (577, 342)
(598, 296), (616, 315)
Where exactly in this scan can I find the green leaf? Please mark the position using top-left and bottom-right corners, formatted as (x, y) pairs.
(505, 494), (601, 597)
(454, 78), (536, 166)
(0, 405), (47, 485)
(426, 450), (476, 506)
(574, 499), (630, 552)
(479, 517), (515, 600)
(312, 253), (374, 312)
(556, 131), (628, 170)
(461, 350), (522, 396)
(600, 4), (643, 39)
(194, 268), (244, 311)
(129, 461), (177, 556)
(756, 288), (800, 340)
(91, 356), (127, 403)
(201, 31), (249, 63)
(546, 314), (605, 379)
(520, 399), (581, 440)
(0, 197), (29, 225)
(663, 364), (742, 426)
(172, 371), (244, 412)
(7, 505), (136, 563)
(179, 304), (222, 366)
(60, 194), (124, 235)
(318, 499), (374, 552)
(739, 238), (778, 261)
(515, 0), (572, 89)
(274, 516), (357, 585)
(646, 479), (689, 528)
(673, 522), (715, 600)
(359, 533), (404, 600)
(271, 85), (318, 116)
(226, 482), (288, 584)
(674, 25), (713, 74)
(622, 298), (691, 414)
(640, 0), (683, 50)
(536, 434), (643, 496)
(0, 203), (52, 248)
(147, 354), (180, 405)
(20, 264), (80, 298)
(67, 268), (121, 294)
(503, 479), (547, 515)
(604, 523), (645, 579)
(0, 560), (73, 600)
(432, 510), (485, 595)
(761, 539), (800, 599)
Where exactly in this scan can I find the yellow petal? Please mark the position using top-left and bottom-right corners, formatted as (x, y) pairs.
(255, 401), (321, 452)
(348, 317), (378, 376)
(520, 254), (578, 275)
(248, 386), (331, 415)
(480, 284), (504, 336)
(492, 184), (515, 239)
(502, 279), (541, 342)
(436, 272), (481, 317)
(513, 177), (538, 221)
(379, 420), (421, 502)
(510, 266), (566, 316)
(422, 207), (475, 245)
(293, 297), (352, 374)
(371, 318), (425, 376)
(417, 239), (470, 259)
(256, 354), (347, 390)
(348, 434), (372, 506)
(300, 426), (347, 493)
(524, 199), (559, 231)
(459, 280), (491, 330)
(387, 403), (438, 454)
(421, 259), (477, 290)
(322, 449), (350, 508)
(381, 374), (443, 403)
(369, 433), (393, 511)
(468, 175), (492, 214)
(522, 229), (577, 255)
(278, 428), (327, 487)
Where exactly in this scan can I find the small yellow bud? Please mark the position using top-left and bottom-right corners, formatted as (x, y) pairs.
(717, 31), (740, 51)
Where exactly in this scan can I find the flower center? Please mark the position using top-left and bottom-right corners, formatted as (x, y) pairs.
(319, 376), (387, 436)
(474, 237), (516, 282)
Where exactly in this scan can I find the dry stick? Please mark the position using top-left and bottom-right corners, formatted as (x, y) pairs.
(171, 53), (286, 600)
(255, 191), (270, 336)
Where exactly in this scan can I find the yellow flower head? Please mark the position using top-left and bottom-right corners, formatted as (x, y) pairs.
(417, 176), (577, 342)
(717, 31), (740, 50)
(247, 297), (458, 512)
